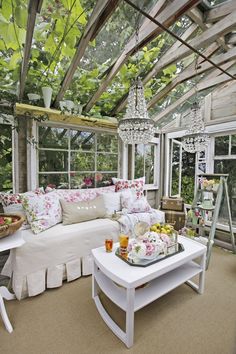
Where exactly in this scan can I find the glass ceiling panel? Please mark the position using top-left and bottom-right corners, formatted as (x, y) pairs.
(24, 0), (96, 102)
(85, 14), (193, 118)
(67, 0), (159, 115)
(208, 0), (229, 5)
(0, 0), (28, 97)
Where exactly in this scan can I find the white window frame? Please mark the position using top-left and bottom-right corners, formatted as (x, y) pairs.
(0, 114), (17, 192)
(165, 120), (236, 232)
(169, 138), (182, 197)
(28, 120), (119, 189)
(130, 137), (160, 190)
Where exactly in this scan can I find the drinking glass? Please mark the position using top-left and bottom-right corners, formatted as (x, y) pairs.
(105, 237), (113, 253)
(119, 234), (129, 257)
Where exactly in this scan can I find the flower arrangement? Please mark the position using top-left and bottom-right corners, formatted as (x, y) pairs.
(201, 178), (220, 191)
(127, 223), (177, 262)
(201, 178), (215, 190)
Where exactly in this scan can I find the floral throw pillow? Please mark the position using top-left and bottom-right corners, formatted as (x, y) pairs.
(121, 189), (151, 214)
(114, 177), (145, 198)
(0, 188), (45, 230)
(21, 191), (62, 234)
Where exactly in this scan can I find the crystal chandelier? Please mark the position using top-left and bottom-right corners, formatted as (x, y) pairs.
(118, 77), (155, 144)
(182, 102), (209, 153)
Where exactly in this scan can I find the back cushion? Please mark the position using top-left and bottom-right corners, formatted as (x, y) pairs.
(101, 192), (121, 216)
(21, 191), (62, 234)
(0, 188), (44, 230)
(113, 177), (145, 198)
(60, 195), (106, 225)
(120, 189), (152, 213)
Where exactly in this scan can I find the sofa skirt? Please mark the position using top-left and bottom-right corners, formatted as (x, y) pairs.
(1, 219), (120, 300)
(2, 254), (95, 300)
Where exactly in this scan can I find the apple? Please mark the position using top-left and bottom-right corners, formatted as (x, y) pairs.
(4, 217), (12, 225)
(0, 217), (5, 225)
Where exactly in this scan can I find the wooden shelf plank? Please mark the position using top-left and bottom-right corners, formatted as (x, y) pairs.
(15, 103), (118, 131)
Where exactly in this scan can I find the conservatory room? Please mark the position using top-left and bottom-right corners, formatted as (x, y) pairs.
(0, 0), (236, 353)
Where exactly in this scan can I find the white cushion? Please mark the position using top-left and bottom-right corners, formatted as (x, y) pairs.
(102, 192), (121, 216)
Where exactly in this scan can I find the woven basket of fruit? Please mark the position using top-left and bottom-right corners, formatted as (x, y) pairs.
(0, 214), (25, 239)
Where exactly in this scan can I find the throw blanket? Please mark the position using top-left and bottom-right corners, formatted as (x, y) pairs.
(117, 209), (165, 235)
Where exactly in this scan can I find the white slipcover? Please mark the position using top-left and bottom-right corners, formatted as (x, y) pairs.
(2, 219), (120, 299)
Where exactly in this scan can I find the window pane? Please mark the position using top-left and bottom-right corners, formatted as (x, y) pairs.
(181, 150), (195, 204)
(97, 153), (118, 171)
(172, 141), (180, 163)
(70, 173), (95, 189)
(145, 145), (154, 184)
(97, 133), (118, 152)
(0, 124), (12, 191)
(71, 152), (95, 171)
(95, 172), (116, 188)
(231, 135), (236, 155)
(39, 127), (68, 149)
(171, 142), (181, 195)
(39, 150), (68, 171)
(171, 164), (180, 196)
(214, 160), (236, 227)
(39, 174), (69, 189)
(134, 145), (145, 179)
(215, 136), (229, 156)
(70, 131), (95, 151)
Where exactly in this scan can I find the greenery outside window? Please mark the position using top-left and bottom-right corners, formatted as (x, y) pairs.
(214, 134), (236, 226)
(0, 120), (13, 191)
(169, 138), (204, 204)
(132, 138), (159, 187)
(38, 126), (118, 189)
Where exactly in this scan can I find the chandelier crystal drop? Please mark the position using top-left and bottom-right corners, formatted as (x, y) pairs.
(182, 102), (210, 153)
(118, 77), (155, 144)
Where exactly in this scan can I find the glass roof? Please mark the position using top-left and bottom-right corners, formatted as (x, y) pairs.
(0, 0), (235, 127)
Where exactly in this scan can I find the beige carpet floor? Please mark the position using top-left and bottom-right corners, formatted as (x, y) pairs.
(1, 246), (236, 354)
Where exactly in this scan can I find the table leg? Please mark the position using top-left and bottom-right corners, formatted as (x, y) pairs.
(198, 252), (206, 294)
(0, 287), (15, 333)
(125, 288), (135, 348)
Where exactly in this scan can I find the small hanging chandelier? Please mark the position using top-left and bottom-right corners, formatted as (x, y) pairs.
(182, 101), (209, 153)
(118, 21), (155, 145)
(118, 77), (155, 144)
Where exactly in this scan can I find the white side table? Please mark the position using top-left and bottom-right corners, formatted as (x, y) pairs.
(0, 230), (25, 333)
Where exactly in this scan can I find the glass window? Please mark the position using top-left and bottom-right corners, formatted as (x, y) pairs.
(231, 135), (236, 155)
(215, 135), (229, 156)
(71, 152), (95, 171)
(0, 123), (13, 191)
(170, 141), (181, 196)
(169, 139), (196, 204)
(214, 160), (236, 227)
(39, 151), (68, 172)
(38, 126), (118, 189)
(214, 133), (236, 227)
(134, 144), (156, 184)
(39, 127), (68, 149)
(70, 131), (95, 151)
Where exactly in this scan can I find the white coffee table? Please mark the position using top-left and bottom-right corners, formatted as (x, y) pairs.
(92, 236), (206, 348)
(0, 230), (25, 333)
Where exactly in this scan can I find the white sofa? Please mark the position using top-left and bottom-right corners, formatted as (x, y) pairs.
(1, 186), (165, 300)
(2, 218), (120, 300)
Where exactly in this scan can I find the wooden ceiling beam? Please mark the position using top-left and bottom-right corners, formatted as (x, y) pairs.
(54, 0), (120, 106)
(83, 0), (202, 114)
(187, 7), (229, 51)
(146, 8), (236, 84)
(153, 61), (236, 123)
(205, 0), (236, 23)
(19, 0), (43, 100)
(111, 23), (198, 115)
(147, 42), (223, 109)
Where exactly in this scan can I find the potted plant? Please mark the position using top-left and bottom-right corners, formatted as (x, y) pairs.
(42, 86), (53, 108)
